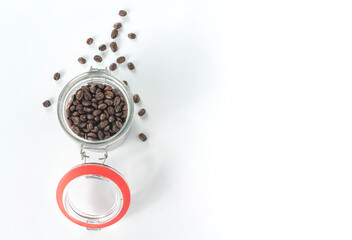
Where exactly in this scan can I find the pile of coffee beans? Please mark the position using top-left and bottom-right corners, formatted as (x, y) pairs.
(66, 83), (128, 141)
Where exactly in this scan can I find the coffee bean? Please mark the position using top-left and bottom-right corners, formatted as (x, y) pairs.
(93, 55), (103, 62)
(79, 122), (87, 128)
(90, 86), (96, 93)
(133, 94), (140, 103)
(53, 72), (61, 81)
(139, 133), (147, 142)
(108, 115), (115, 123)
(105, 86), (112, 91)
(92, 126), (99, 133)
(116, 56), (125, 64)
(73, 99), (80, 105)
(80, 114), (87, 122)
(113, 96), (121, 106)
(99, 44), (107, 51)
(82, 100), (91, 106)
(83, 107), (93, 113)
(43, 100), (51, 108)
(72, 116), (81, 125)
(138, 109), (146, 116)
(99, 120), (109, 128)
(112, 125), (119, 132)
(92, 102), (98, 109)
(122, 110), (127, 118)
(72, 126), (80, 135)
(123, 80), (128, 86)
(104, 131), (111, 137)
(76, 104), (84, 110)
(87, 123), (94, 131)
(127, 62), (135, 70)
(128, 33), (136, 39)
(66, 109), (71, 118)
(104, 99), (113, 106)
(109, 63), (117, 71)
(78, 57), (86, 64)
(87, 132), (97, 138)
(111, 29), (118, 39)
(119, 10), (127, 16)
(104, 125), (110, 131)
(110, 42), (118, 52)
(100, 113), (107, 121)
(95, 92), (105, 100)
(116, 121), (123, 129)
(97, 83), (104, 89)
(84, 92), (92, 101)
(123, 104), (128, 111)
(113, 22), (122, 29)
(87, 114), (94, 120)
(72, 111), (79, 117)
(76, 90), (84, 100)
(94, 116), (100, 122)
(105, 91), (114, 99)
(98, 130), (104, 140)
(93, 110), (101, 116)
(86, 38), (93, 45)
(67, 119), (73, 127)
(108, 106), (115, 115)
(98, 103), (107, 110)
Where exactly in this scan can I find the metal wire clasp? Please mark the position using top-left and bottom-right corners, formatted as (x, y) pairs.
(80, 145), (109, 164)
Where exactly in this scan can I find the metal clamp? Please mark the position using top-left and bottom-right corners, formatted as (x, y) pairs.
(89, 66), (110, 75)
(80, 145), (109, 164)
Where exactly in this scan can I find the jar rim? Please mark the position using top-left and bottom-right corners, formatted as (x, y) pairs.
(57, 68), (134, 148)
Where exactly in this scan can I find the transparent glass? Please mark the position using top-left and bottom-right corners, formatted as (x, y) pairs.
(57, 67), (134, 148)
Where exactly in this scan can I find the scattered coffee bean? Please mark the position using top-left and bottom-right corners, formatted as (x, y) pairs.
(43, 100), (51, 108)
(111, 29), (118, 39)
(113, 22), (122, 29)
(127, 62), (135, 70)
(119, 10), (127, 16)
(99, 44), (107, 51)
(86, 38), (93, 45)
(138, 109), (146, 116)
(110, 42), (118, 52)
(116, 56), (125, 64)
(128, 33), (136, 39)
(109, 63), (117, 71)
(133, 94), (140, 103)
(78, 57), (86, 64)
(53, 72), (61, 81)
(66, 83), (128, 141)
(93, 55), (103, 62)
(123, 80), (128, 86)
(139, 133), (147, 142)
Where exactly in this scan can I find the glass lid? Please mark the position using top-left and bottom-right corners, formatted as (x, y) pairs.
(56, 163), (130, 229)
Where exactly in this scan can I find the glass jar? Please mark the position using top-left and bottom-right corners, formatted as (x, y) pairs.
(56, 68), (134, 230)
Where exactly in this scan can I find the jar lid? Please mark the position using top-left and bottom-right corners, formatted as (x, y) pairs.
(56, 163), (130, 229)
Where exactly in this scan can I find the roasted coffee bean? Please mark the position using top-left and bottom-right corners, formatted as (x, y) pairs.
(104, 86), (112, 91)
(108, 106), (115, 115)
(69, 105), (76, 111)
(122, 110), (127, 118)
(99, 44), (107, 51)
(111, 29), (118, 39)
(104, 99), (113, 106)
(116, 121), (123, 129)
(108, 115), (115, 123)
(105, 91), (114, 99)
(116, 117), (123, 122)
(67, 100), (73, 108)
(67, 119), (73, 127)
(43, 100), (51, 108)
(123, 80), (128, 86)
(98, 103), (107, 110)
(92, 126), (99, 133)
(79, 122), (87, 128)
(87, 132), (97, 138)
(128, 33), (136, 39)
(73, 99), (80, 105)
(113, 22), (122, 29)
(66, 109), (71, 117)
(92, 103), (98, 109)
(53, 72), (61, 80)
(87, 123), (94, 131)
(82, 100), (91, 106)
(104, 131), (111, 137)
(83, 107), (93, 113)
(90, 86), (96, 93)
(93, 110), (101, 116)
(84, 92), (92, 100)
(113, 96), (121, 106)
(104, 125), (110, 131)
(99, 120), (109, 128)
(133, 94), (140, 103)
(72, 126), (80, 135)
(76, 104), (84, 110)
(72, 111), (79, 117)
(94, 116), (100, 122)
(96, 92), (105, 100)
(100, 113), (107, 121)
(72, 116), (81, 125)
(119, 10), (127, 16)
(98, 100), (104, 105)
(139, 133), (147, 142)
(97, 83), (104, 89)
(112, 125), (119, 132)
(78, 109), (85, 114)
(93, 55), (103, 62)
(76, 90), (84, 100)
(78, 57), (86, 64)
(98, 130), (104, 140)
(123, 104), (128, 111)
(109, 63), (117, 71)
(80, 115), (87, 122)
(127, 62), (135, 70)
(121, 96), (126, 102)
(138, 109), (146, 116)
(116, 56), (125, 64)
(87, 114), (94, 120)
(86, 38), (93, 45)
(110, 42), (118, 52)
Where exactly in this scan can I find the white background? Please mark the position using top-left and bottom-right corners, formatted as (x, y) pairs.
(0, 0), (352, 239)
